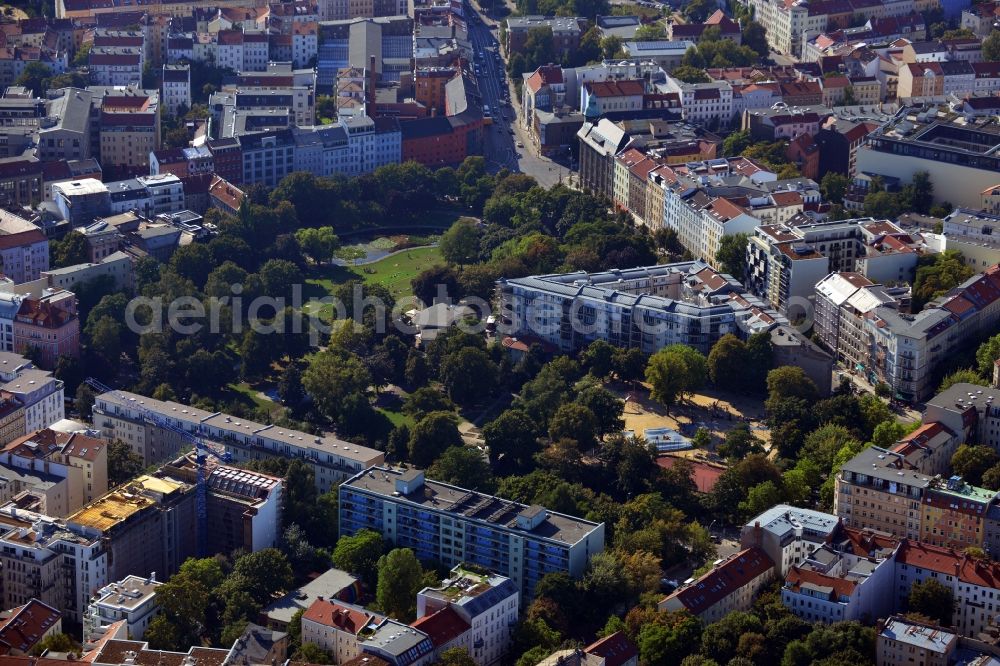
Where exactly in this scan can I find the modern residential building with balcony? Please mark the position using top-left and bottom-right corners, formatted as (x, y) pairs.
(339, 467), (605, 600)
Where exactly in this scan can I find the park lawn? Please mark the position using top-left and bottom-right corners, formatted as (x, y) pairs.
(376, 407), (415, 429)
(305, 245), (445, 310)
(225, 382), (285, 417)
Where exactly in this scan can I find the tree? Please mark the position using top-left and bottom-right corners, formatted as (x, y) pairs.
(483, 409), (539, 474)
(438, 648), (477, 666)
(684, 0), (714, 21)
(716, 233), (749, 279)
(708, 334), (745, 390)
(409, 411), (462, 467)
(634, 22), (666, 40)
(14, 61), (51, 96)
(440, 347), (498, 404)
(293, 644), (333, 664)
(938, 368), (988, 393)
(295, 227), (339, 263)
(258, 258), (303, 300)
(977, 333), (1000, 377)
(332, 529), (384, 583)
(985, 31), (1000, 62)
(742, 20), (769, 58)
(646, 345), (707, 411)
(428, 446), (494, 492)
(107, 440), (144, 486)
(951, 444), (999, 486)
(75, 383), (96, 421)
(719, 425), (765, 460)
(302, 348), (372, 424)
(439, 218), (481, 266)
(229, 549), (294, 605)
(722, 130), (752, 157)
(767, 366), (818, 403)
(908, 578), (954, 626)
(739, 480), (783, 518)
(671, 65), (711, 84)
(277, 363), (306, 407)
(581, 339), (616, 378)
(614, 347), (646, 385)
(913, 250), (974, 312)
(576, 384), (625, 437)
(820, 172), (848, 204)
(375, 548), (426, 621)
(403, 387), (455, 419)
(548, 403), (598, 450)
(30, 633), (81, 656)
(51, 232), (88, 268)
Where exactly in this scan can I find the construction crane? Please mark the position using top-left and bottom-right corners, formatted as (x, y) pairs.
(84, 377), (232, 557)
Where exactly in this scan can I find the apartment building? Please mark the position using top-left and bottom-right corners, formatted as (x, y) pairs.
(0, 211), (48, 284)
(877, 616), (957, 666)
(919, 476), (995, 550)
(0, 598), (62, 656)
(83, 574), (161, 645)
(158, 455), (283, 554)
(0, 159), (43, 209)
(301, 598), (383, 664)
(578, 119), (631, 198)
(893, 540), (1000, 638)
(856, 106), (1000, 210)
(0, 502), (110, 624)
(865, 265), (1000, 401)
(0, 429), (108, 516)
(13, 288), (80, 369)
(150, 145), (214, 178)
(93, 389), (384, 491)
(88, 47), (143, 87)
(814, 272), (898, 368)
(924, 383), (1000, 452)
(782, 536), (897, 624)
(658, 547), (775, 622)
(67, 475), (197, 589)
(340, 467), (605, 600)
(413, 565), (519, 666)
(98, 89), (161, 176)
(161, 64), (190, 116)
(505, 16), (583, 58)
(740, 505), (842, 577)
(660, 78), (734, 128)
(747, 217), (919, 312)
(498, 261), (793, 356)
(938, 209), (1000, 272)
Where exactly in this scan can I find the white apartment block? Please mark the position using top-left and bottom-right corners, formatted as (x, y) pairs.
(814, 272), (898, 370)
(84, 574), (161, 644)
(414, 566), (519, 666)
(301, 598), (383, 664)
(2, 368), (65, 434)
(0, 504), (108, 625)
(746, 217), (919, 312)
(92, 390), (384, 492)
(741, 505), (841, 577)
(660, 77), (734, 128)
(498, 262), (787, 356)
(161, 64), (191, 117)
(864, 266), (1000, 401)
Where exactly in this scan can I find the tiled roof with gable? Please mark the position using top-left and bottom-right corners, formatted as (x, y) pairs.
(0, 600), (61, 655)
(302, 599), (380, 635)
(585, 632), (637, 666)
(784, 566), (857, 600)
(409, 607), (469, 647)
(663, 547), (774, 615)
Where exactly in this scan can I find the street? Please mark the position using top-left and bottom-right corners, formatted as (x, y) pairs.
(467, 4), (576, 188)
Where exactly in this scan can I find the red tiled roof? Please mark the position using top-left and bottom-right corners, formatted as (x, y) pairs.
(837, 526), (899, 557)
(302, 599), (378, 634)
(896, 540), (1000, 588)
(410, 607), (469, 647)
(785, 566), (857, 600)
(585, 80), (644, 97)
(664, 547), (774, 615)
(585, 632), (637, 666)
(0, 600), (61, 655)
(0, 229), (46, 252)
